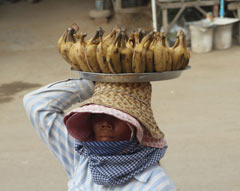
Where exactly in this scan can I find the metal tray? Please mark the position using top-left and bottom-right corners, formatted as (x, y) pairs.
(73, 66), (191, 83)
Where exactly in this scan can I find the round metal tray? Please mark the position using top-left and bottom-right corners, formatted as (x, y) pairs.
(73, 66), (191, 83)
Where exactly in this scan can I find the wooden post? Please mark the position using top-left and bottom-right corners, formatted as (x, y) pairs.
(213, 4), (219, 17)
(237, 8), (240, 44)
(115, 0), (122, 11)
(162, 8), (168, 33)
(152, 0), (158, 32)
(169, 6), (185, 30)
(114, 0), (122, 25)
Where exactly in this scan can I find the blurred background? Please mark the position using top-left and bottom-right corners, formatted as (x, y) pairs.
(0, 0), (240, 191)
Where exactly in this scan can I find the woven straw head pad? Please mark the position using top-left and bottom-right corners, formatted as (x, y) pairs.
(79, 82), (164, 139)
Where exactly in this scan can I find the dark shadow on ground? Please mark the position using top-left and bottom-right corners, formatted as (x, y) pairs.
(0, 81), (41, 103)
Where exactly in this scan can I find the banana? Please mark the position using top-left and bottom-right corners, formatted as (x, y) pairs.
(144, 35), (154, 72)
(132, 44), (143, 73)
(181, 32), (190, 69)
(132, 32), (153, 73)
(96, 27), (119, 73)
(68, 32), (82, 70)
(170, 33), (179, 70)
(57, 23), (78, 55)
(153, 32), (167, 72)
(68, 43), (81, 70)
(126, 32), (135, 49)
(59, 27), (79, 70)
(160, 32), (173, 71)
(172, 30), (188, 70)
(120, 30), (133, 73)
(103, 27), (118, 47)
(147, 32), (158, 72)
(96, 28), (111, 73)
(85, 29), (101, 73)
(132, 28), (144, 45)
(74, 32), (91, 72)
(58, 26), (189, 74)
(135, 28), (146, 44)
(70, 23), (79, 34)
(106, 32), (122, 73)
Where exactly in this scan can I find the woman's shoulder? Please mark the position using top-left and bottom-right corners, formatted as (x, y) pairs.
(133, 164), (176, 191)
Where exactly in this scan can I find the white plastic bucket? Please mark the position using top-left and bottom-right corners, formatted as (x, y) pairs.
(213, 24), (233, 49)
(213, 18), (239, 50)
(189, 24), (213, 53)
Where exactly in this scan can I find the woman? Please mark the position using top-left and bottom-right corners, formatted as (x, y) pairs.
(23, 78), (176, 191)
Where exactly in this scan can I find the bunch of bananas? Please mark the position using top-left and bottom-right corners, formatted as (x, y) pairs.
(57, 24), (190, 73)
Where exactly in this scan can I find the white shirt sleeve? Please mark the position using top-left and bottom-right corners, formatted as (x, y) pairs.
(23, 78), (94, 177)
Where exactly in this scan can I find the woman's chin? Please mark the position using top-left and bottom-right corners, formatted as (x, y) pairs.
(97, 136), (114, 142)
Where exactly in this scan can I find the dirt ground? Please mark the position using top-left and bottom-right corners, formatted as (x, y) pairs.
(0, 0), (240, 191)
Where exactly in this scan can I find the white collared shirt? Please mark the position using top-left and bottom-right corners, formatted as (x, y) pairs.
(68, 155), (175, 191)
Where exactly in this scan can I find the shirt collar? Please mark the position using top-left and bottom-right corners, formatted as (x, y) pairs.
(134, 164), (156, 183)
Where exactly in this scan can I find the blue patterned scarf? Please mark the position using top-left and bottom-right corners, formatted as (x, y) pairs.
(75, 136), (167, 186)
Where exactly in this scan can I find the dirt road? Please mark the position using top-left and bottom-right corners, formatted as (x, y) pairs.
(0, 0), (240, 191)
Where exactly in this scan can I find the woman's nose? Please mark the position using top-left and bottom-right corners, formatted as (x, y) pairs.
(100, 121), (112, 129)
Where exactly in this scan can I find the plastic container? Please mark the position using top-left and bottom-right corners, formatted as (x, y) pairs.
(213, 24), (233, 49)
(189, 20), (215, 53)
(213, 17), (239, 50)
(95, 0), (104, 10)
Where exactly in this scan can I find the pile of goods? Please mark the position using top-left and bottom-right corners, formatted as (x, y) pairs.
(57, 24), (190, 73)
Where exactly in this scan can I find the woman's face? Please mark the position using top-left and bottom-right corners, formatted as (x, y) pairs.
(91, 113), (132, 142)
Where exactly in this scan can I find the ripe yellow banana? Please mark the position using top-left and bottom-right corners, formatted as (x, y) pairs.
(68, 34), (82, 70)
(147, 32), (158, 72)
(74, 32), (91, 72)
(172, 30), (186, 70)
(153, 32), (167, 72)
(132, 28), (145, 45)
(96, 28), (111, 73)
(59, 27), (80, 70)
(103, 27), (118, 47)
(70, 23), (79, 34)
(171, 33), (179, 70)
(126, 32), (135, 49)
(144, 35), (154, 72)
(96, 27), (119, 73)
(120, 31), (133, 73)
(135, 28), (146, 44)
(57, 23), (78, 56)
(132, 32), (153, 73)
(181, 32), (190, 69)
(85, 29), (101, 73)
(161, 32), (172, 71)
(106, 32), (122, 73)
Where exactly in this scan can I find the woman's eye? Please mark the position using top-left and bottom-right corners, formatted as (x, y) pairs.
(92, 114), (119, 125)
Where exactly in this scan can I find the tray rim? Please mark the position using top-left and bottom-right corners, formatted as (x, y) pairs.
(72, 66), (191, 82)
